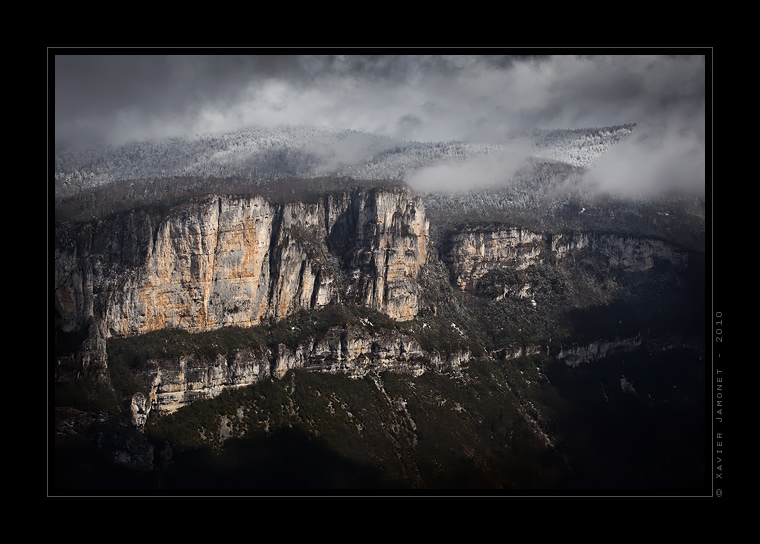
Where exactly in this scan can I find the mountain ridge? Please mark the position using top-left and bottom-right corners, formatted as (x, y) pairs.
(51, 123), (707, 492)
(54, 123), (636, 190)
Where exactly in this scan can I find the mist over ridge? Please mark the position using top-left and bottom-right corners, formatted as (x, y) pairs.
(54, 54), (706, 201)
(55, 121), (703, 200)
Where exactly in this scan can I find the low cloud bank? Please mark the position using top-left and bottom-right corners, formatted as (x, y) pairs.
(580, 117), (705, 198)
(406, 139), (534, 193)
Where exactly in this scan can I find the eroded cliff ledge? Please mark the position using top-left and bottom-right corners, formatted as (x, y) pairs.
(443, 224), (690, 293)
(55, 186), (430, 341)
(126, 324), (471, 419)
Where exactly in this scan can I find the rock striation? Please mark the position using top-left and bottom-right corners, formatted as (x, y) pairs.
(271, 325), (430, 380)
(445, 225), (689, 292)
(550, 232), (689, 271)
(130, 326), (470, 422)
(337, 189), (428, 320)
(55, 187), (430, 342)
(444, 226), (543, 291)
(134, 347), (272, 415)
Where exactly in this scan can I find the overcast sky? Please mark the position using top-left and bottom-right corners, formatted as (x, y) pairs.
(53, 52), (708, 196)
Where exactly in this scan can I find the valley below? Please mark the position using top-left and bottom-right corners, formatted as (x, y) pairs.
(54, 344), (705, 491)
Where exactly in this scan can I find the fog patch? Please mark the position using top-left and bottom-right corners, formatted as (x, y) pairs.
(306, 131), (395, 173)
(396, 114), (423, 140)
(580, 116), (705, 198)
(407, 138), (534, 193)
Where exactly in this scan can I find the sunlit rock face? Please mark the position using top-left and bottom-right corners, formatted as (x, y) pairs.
(342, 188), (429, 321)
(117, 196), (276, 335)
(54, 187), (430, 340)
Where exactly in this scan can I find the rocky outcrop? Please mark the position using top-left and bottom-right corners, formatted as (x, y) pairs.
(550, 232), (689, 271)
(444, 226), (543, 291)
(131, 326), (470, 419)
(132, 347), (272, 416)
(445, 226), (689, 292)
(273, 325), (430, 380)
(344, 189), (429, 320)
(492, 344), (544, 361)
(55, 187), (429, 341)
(557, 336), (643, 367)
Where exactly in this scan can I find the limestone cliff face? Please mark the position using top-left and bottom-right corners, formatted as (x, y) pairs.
(445, 226), (689, 292)
(272, 325), (430, 380)
(550, 232), (689, 271)
(108, 196), (277, 335)
(136, 348), (272, 415)
(132, 326), (470, 422)
(341, 189), (429, 321)
(55, 187), (429, 341)
(445, 227), (543, 291)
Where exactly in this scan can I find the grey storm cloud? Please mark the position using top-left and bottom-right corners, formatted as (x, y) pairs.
(54, 53), (706, 143)
(53, 52), (707, 195)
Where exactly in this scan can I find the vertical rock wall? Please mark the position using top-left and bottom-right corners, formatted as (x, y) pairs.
(54, 187), (430, 340)
(445, 226), (689, 292)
